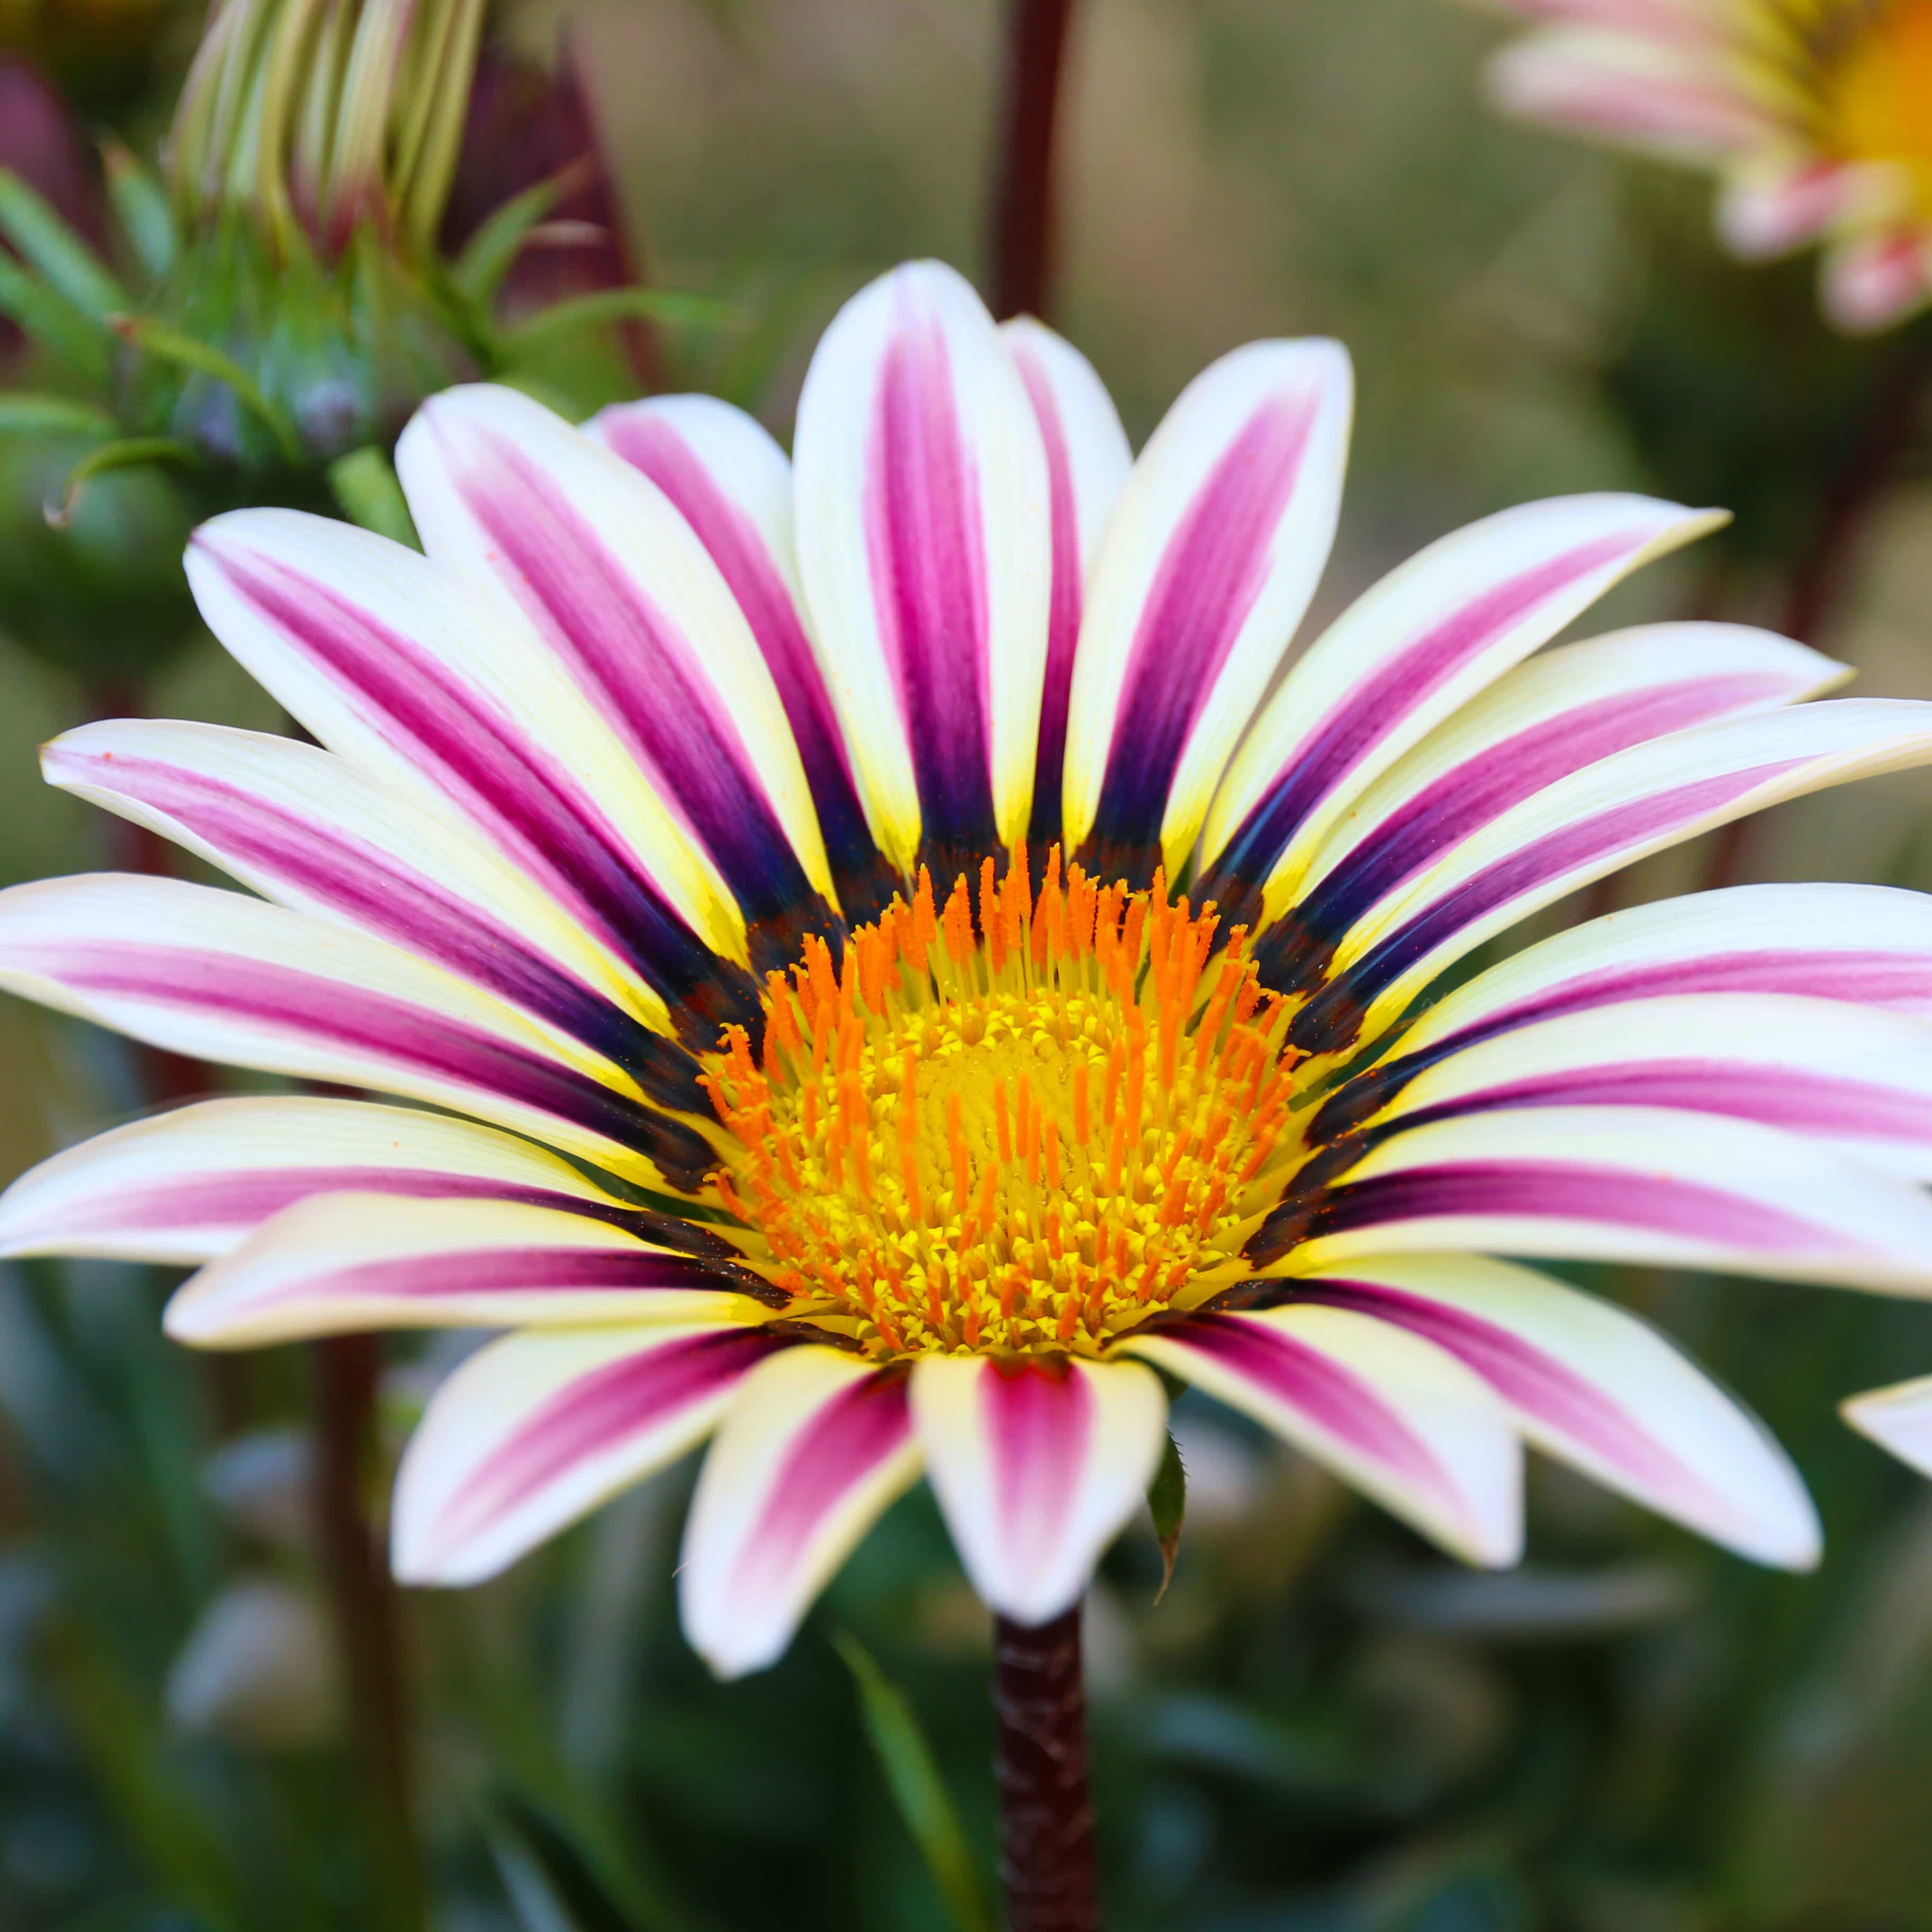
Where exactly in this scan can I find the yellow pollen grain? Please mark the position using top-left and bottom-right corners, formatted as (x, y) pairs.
(700, 849), (1308, 1362)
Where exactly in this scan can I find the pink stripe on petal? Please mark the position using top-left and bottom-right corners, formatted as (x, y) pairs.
(1392, 1062), (1932, 1143)
(1444, 951), (1932, 1054)
(17, 1167), (632, 1247)
(1214, 531), (1645, 896)
(1295, 672), (1794, 945)
(729, 1370), (915, 1599)
(864, 302), (996, 864)
(1164, 1314), (1447, 1491)
(17, 941), (714, 1188)
(597, 412), (884, 908)
(983, 1358), (1091, 1579)
(1289, 761), (1806, 1033)
(422, 425), (821, 946)
(1089, 394), (1317, 862)
(270, 1245), (732, 1308)
(428, 1328), (785, 1571)
(1307, 1159), (1860, 1254)
(55, 746), (650, 1067)
(198, 542), (746, 1028)
(1284, 1278), (1721, 1513)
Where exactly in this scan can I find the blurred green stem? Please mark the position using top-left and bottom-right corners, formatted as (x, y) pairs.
(988, 0), (1076, 321)
(1702, 321), (1932, 892)
(312, 1331), (425, 1932)
(994, 1602), (1098, 1932)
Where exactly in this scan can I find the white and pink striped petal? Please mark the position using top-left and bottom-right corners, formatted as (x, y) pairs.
(393, 1322), (787, 1587)
(0, 874), (715, 1192)
(1330, 992), (1932, 1179)
(1125, 1303), (1520, 1567)
(1484, 28), (1776, 162)
(1282, 1253), (1818, 1567)
(44, 719), (667, 1069)
(396, 386), (836, 951)
(792, 261), (1052, 872)
(1384, 882), (1932, 1077)
(1061, 336), (1352, 880)
(1842, 1376), (1932, 1480)
(999, 318), (1133, 854)
(910, 1353), (1165, 1626)
(163, 1193), (757, 1347)
(1269, 1105), (1932, 1295)
(1202, 495), (1722, 925)
(679, 1346), (920, 1677)
(1821, 226), (1932, 335)
(1302, 699), (1932, 1049)
(587, 393), (888, 914)
(1715, 157), (1892, 260)
(0, 1095), (631, 1265)
(185, 510), (752, 1024)
(1276, 621), (1840, 972)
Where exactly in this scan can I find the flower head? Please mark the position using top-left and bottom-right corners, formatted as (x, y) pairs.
(0, 0), (674, 511)
(9, 261), (1932, 1672)
(1477, 0), (1932, 331)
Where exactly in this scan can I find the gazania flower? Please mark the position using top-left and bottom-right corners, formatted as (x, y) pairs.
(6, 259), (1932, 1685)
(1475, 0), (1932, 332)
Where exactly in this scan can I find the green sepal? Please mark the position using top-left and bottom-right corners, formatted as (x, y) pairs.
(0, 166), (127, 320)
(835, 1634), (994, 1932)
(498, 286), (734, 360)
(0, 252), (113, 382)
(45, 435), (196, 527)
(103, 139), (179, 281)
(0, 394), (118, 437)
(451, 161), (589, 309)
(109, 312), (304, 461)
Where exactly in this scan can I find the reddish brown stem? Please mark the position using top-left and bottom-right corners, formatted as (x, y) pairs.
(566, 32), (665, 392)
(994, 1604), (1098, 1932)
(988, 0), (1076, 321)
(312, 1334), (425, 1931)
(1702, 328), (1932, 891)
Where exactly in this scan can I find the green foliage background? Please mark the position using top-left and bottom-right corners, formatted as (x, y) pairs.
(4, 2), (1932, 1928)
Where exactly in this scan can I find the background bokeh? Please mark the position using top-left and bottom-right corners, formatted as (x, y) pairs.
(5, 2), (1932, 1927)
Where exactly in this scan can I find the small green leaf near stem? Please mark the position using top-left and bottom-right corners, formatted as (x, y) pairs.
(1149, 1427), (1186, 1602)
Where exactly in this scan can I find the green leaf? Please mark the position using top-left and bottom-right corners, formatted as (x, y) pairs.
(836, 1634), (994, 1932)
(0, 392), (118, 437)
(103, 139), (178, 281)
(0, 166), (127, 319)
(44, 436), (197, 527)
(498, 287), (735, 360)
(108, 313), (303, 461)
(1149, 1428), (1186, 1602)
(43, 1620), (246, 1931)
(0, 251), (113, 382)
(452, 160), (591, 308)
(328, 445), (421, 548)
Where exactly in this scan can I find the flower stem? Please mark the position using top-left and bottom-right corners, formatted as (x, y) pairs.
(993, 1603), (1098, 1932)
(312, 1332), (425, 1932)
(1702, 323), (1932, 891)
(987, 0), (1076, 321)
